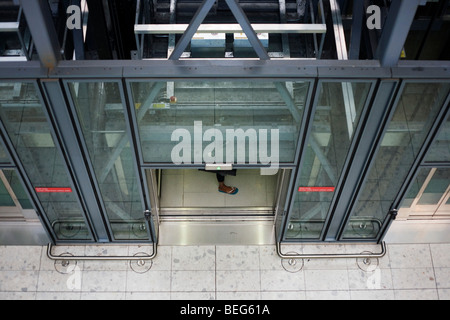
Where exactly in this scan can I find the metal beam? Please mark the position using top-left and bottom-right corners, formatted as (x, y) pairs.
(329, 0), (348, 60)
(18, 0), (62, 69)
(348, 0), (364, 60)
(135, 23), (327, 34)
(376, 0), (423, 67)
(4, 59), (450, 79)
(169, 0), (217, 60)
(279, 0), (291, 58)
(224, 0), (270, 60)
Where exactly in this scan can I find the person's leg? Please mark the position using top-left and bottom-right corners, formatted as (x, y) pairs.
(216, 173), (225, 183)
(216, 173), (238, 194)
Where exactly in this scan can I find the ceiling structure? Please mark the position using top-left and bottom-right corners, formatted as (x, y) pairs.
(0, 0), (449, 67)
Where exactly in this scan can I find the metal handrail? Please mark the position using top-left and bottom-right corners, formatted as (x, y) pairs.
(46, 242), (157, 262)
(276, 241), (387, 260)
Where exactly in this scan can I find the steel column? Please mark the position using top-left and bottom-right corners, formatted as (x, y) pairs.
(376, 0), (423, 67)
(18, 0), (62, 68)
(348, 0), (365, 60)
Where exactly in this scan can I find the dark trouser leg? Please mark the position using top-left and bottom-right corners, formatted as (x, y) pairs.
(216, 173), (225, 183)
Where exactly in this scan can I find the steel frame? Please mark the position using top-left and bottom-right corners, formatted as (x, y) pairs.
(0, 60), (449, 247)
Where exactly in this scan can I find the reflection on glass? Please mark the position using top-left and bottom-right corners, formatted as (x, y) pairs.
(343, 83), (450, 239)
(417, 169), (449, 206)
(400, 168), (450, 218)
(68, 82), (148, 241)
(286, 81), (371, 240)
(130, 81), (310, 164)
(0, 169), (33, 210)
(425, 115), (449, 162)
(0, 82), (92, 240)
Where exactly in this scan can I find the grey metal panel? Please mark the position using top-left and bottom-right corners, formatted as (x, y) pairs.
(392, 61), (450, 79)
(49, 61), (125, 78)
(0, 62), (48, 78)
(0, 222), (50, 245)
(317, 64), (391, 78)
(384, 220), (450, 244)
(1, 60), (450, 80)
(123, 60), (319, 78)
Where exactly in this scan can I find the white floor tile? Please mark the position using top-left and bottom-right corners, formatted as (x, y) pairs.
(304, 269), (349, 291)
(171, 270), (215, 292)
(0, 242), (449, 300)
(216, 246), (260, 271)
(216, 270), (261, 292)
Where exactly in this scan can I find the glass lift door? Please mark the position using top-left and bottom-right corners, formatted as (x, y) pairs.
(127, 79), (310, 244)
(342, 82), (450, 240)
(65, 80), (154, 243)
(0, 81), (94, 242)
(285, 80), (374, 241)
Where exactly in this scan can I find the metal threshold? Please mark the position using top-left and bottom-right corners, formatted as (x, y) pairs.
(158, 216), (276, 246)
(160, 207), (275, 216)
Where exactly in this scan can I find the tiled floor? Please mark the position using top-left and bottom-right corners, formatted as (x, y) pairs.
(0, 243), (449, 300)
(160, 169), (278, 209)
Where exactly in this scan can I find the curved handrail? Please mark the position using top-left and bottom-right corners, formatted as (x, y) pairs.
(46, 242), (157, 261)
(276, 241), (387, 260)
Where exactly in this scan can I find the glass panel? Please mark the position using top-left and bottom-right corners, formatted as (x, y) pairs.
(425, 115), (450, 162)
(130, 80), (310, 164)
(286, 81), (372, 240)
(400, 167), (432, 211)
(0, 142), (10, 163)
(0, 172), (15, 207)
(0, 82), (92, 240)
(68, 81), (148, 241)
(343, 82), (450, 239)
(1, 169), (33, 210)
